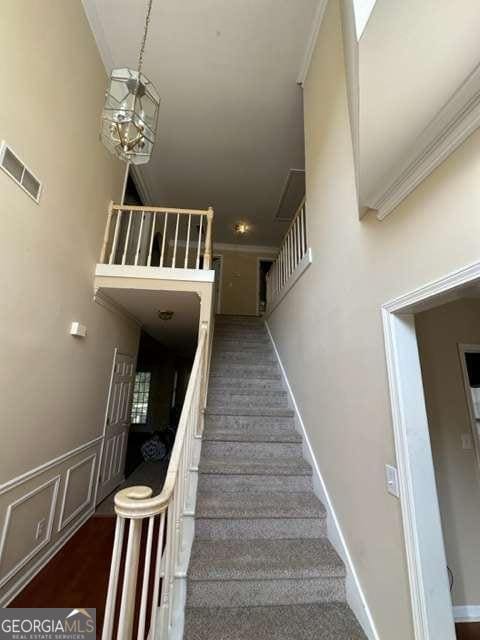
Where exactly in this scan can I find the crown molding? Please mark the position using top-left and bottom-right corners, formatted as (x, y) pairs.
(367, 63), (480, 220)
(94, 289), (142, 327)
(297, 0), (328, 86)
(213, 242), (278, 255)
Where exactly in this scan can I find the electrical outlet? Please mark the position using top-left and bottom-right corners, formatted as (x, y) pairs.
(461, 433), (473, 450)
(385, 464), (400, 498)
(35, 518), (46, 541)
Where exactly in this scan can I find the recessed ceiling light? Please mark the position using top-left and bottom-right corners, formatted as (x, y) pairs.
(233, 222), (249, 234)
(158, 310), (174, 321)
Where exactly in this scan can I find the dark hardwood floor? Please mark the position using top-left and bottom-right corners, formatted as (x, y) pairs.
(457, 623), (480, 639)
(10, 516), (115, 638)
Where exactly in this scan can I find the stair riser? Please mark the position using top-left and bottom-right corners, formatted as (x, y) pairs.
(195, 517), (327, 540)
(212, 353), (276, 364)
(204, 428), (301, 443)
(214, 330), (268, 340)
(202, 441), (302, 460)
(210, 365), (279, 379)
(209, 387), (286, 399)
(187, 577), (345, 608)
(208, 397), (287, 409)
(198, 474), (312, 493)
(213, 341), (271, 351)
(205, 414), (295, 431)
(208, 378), (283, 390)
(216, 316), (264, 325)
(207, 407), (294, 417)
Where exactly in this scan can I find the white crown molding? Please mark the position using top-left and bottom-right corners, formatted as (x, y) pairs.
(297, 0), (328, 86)
(94, 288), (143, 327)
(213, 242), (278, 255)
(81, 0), (115, 71)
(368, 63), (480, 220)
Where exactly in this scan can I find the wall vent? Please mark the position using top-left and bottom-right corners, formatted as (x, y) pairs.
(274, 169), (305, 222)
(0, 141), (42, 203)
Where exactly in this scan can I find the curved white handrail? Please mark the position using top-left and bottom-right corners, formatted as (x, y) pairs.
(102, 324), (209, 640)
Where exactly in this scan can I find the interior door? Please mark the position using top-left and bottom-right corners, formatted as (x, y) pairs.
(96, 351), (135, 504)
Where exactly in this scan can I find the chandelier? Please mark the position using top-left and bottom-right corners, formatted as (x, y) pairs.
(100, 0), (160, 165)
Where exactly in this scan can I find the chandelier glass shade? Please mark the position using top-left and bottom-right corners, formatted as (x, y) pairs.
(100, 68), (160, 165)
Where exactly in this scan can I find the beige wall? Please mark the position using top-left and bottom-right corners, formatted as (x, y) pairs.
(416, 298), (480, 606)
(0, 0), (139, 603)
(215, 248), (275, 316)
(267, 1), (480, 637)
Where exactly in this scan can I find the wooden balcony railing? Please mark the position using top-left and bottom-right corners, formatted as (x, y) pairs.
(266, 198), (312, 311)
(99, 203), (214, 271)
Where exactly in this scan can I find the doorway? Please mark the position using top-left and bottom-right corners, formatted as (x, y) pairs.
(382, 261), (480, 640)
(257, 258), (273, 316)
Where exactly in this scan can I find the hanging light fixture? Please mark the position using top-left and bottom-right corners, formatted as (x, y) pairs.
(100, 0), (160, 165)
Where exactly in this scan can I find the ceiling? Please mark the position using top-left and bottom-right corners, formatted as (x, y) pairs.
(101, 288), (200, 354)
(359, 0), (480, 207)
(83, 0), (319, 246)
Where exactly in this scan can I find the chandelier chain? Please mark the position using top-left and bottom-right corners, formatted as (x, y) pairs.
(137, 0), (154, 75)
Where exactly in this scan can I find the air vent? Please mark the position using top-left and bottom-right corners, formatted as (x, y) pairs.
(274, 169), (305, 221)
(0, 141), (42, 203)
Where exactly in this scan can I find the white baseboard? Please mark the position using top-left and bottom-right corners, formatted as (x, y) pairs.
(453, 605), (480, 622)
(265, 321), (380, 640)
(0, 508), (94, 607)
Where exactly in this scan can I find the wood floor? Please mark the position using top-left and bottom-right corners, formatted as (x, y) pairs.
(457, 623), (480, 639)
(11, 516), (115, 638)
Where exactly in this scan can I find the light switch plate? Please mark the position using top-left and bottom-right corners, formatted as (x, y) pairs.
(385, 464), (400, 498)
(461, 433), (473, 450)
(70, 322), (87, 337)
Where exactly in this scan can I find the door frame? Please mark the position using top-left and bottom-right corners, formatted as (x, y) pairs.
(382, 259), (480, 640)
(458, 343), (480, 470)
(212, 253), (223, 314)
(94, 347), (134, 506)
(256, 256), (274, 316)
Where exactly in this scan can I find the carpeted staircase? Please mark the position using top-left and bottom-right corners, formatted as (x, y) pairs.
(184, 315), (367, 640)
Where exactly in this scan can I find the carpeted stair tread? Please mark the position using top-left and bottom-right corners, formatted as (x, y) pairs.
(188, 538), (345, 581)
(184, 602), (367, 640)
(196, 490), (325, 519)
(199, 455), (311, 475)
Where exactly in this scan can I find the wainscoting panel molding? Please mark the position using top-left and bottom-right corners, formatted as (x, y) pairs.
(0, 437), (103, 605)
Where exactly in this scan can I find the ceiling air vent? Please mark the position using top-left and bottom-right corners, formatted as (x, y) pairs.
(274, 169), (305, 221)
(0, 141), (42, 203)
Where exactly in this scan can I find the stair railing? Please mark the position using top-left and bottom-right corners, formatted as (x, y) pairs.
(102, 323), (209, 640)
(266, 198), (311, 311)
(99, 203), (214, 270)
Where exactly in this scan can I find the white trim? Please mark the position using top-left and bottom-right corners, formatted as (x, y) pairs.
(95, 263), (215, 283)
(0, 476), (61, 590)
(212, 254), (223, 314)
(0, 436), (103, 496)
(458, 344), (480, 470)
(266, 248), (313, 314)
(353, 0), (377, 39)
(94, 289), (142, 328)
(57, 454), (97, 531)
(256, 256), (275, 316)
(453, 605), (480, 622)
(264, 321), (380, 640)
(297, 0), (328, 85)
(213, 242), (278, 255)
(0, 507), (94, 607)
(370, 64), (480, 220)
(340, 0), (360, 214)
(378, 263), (480, 639)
